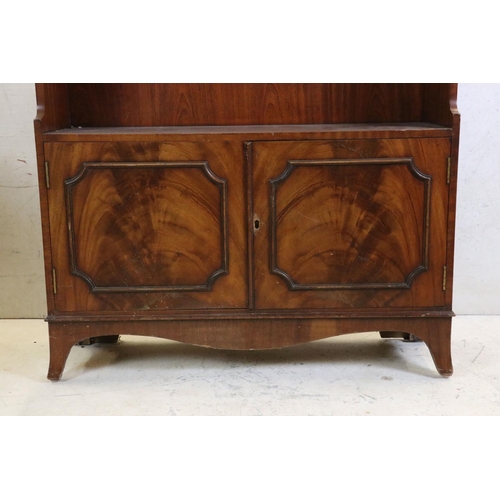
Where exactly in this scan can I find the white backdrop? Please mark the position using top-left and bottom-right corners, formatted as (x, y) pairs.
(453, 84), (500, 313)
(0, 83), (498, 317)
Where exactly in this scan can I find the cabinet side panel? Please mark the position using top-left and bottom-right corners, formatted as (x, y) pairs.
(35, 84), (70, 132)
(34, 120), (55, 314)
(444, 87), (460, 306)
(422, 84), (456, 127)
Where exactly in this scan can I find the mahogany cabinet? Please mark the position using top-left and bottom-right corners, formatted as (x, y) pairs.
(34, 84), (460, 380)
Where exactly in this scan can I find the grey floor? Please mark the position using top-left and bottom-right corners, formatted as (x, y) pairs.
(0, 316), (498, 415)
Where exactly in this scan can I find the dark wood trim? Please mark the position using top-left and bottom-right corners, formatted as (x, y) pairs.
(269, 158), (431, 291)
(64, 161), (229, 293)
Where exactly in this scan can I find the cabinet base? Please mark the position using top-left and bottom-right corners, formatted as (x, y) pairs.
(47, 317), (453, 380)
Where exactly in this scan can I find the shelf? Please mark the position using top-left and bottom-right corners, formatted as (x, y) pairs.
(43, 122), (452, 142)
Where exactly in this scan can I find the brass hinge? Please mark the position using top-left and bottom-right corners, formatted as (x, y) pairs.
(52, 268), (57, 295)
(442, 265), (447, 291)
(446, 157), (451, 185)
(44, 161), (50, 189)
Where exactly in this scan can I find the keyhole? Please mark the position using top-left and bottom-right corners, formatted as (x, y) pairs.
(253, 215), (261, 234)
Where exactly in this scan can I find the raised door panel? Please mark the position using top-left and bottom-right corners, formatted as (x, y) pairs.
(45, 142), (247, 311)
(252, 138), (450, 309)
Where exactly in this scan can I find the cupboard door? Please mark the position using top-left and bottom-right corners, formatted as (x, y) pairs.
(45, 142), (247, 312)
(251, 139), (450, 309)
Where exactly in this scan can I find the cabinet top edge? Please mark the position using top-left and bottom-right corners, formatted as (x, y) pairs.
(42, 123), (453, 142)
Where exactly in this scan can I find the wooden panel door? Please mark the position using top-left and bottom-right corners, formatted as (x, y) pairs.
(251, 139), (450, 309)
(45, 141), (247, 312)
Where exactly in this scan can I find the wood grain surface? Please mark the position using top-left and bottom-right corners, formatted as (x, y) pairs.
(268, 157), (430, 290)
(46, 317), (453, 380)
(65, 161), (228, 292)
(43, 123), (452, 143)
(252, 138), (451, 309)
(45, 141), (247, 311)
(67, 84), (331, 127)
(35, 83), (70, 132)
(66, 84), (428, 128)
(35, 83), (459, 380)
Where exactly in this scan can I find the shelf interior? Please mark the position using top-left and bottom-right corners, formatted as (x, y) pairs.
(37, 84), (457, 133)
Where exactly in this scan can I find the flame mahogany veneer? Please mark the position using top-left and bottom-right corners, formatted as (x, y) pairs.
(34, 84), (460, 380)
